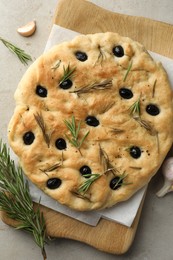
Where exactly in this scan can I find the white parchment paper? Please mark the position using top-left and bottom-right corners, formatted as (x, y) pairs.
(29, 24), (173, 227)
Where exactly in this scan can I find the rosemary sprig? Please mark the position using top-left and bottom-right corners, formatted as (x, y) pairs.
(0, 37), (32, 65)
(59, 64), (76, 85)
(71, 191), (91, 201)
(129, 97), (141, 118)
(123, 61), (132, 82)
(135, 117), (157, 135)
(94, 45), (106, 65)
(34, 112), (51, 148)
(99, 145), (118, 175)
(78, 174), (101, 193)
(112, 172), (130, 189)
(71, 79), (112, 95)
(64, 116), (89, 151)
(40, 163), (61, 175)
(0, 141), (47, 259)
(129, 98), (158, 136)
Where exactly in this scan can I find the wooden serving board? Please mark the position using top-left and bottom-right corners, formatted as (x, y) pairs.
(1, 0), (173, 255)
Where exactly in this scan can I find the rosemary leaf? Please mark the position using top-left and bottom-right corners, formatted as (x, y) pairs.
(71, 191), (91, 202)
(34, 112), (50, 148)
(0, 140), (47, 260)
(112, 172), (131, 189)
(59, 64), (76, 85)
(129, 166), (142, 170)
(109, 128), (125, 134)
(78, 174), (101, 193)
(123, 61), (132, 82)
(0, 37), (32, 65)
(79, 131), (90, 147)
(99, 101), (115, 114)
(94, 45), (106, 65)
(129, 98), (140, 118)
(99, 145), (118, 175)
(152, 79), (157, 98)
(71, 79), (112, 95)
(40, 163), (61, 173)
(64, 116), (89, 150)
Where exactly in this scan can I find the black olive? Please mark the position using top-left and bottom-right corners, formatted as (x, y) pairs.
(59, 79), (73, 89)
(119, 88), (133, 99)
(23, 131), (35, 145)
(36, 85), (47, 97)
(47, 178), (62, 189)
(80, 165), (91, 178)
(110, 177), (123, 190)
(75, 51), (88, 62)
(112, 45), (124, 57)
(146, 104), (160, 116)
(130, 146), (141, 159)
(55, 138), (67, 150)
(85, 116), (99, 127)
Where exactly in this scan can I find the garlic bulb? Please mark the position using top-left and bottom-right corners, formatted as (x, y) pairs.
(17, 20), (36, 37)
(156, 157), (173, 197)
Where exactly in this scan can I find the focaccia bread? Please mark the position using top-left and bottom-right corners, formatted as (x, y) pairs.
(8, 32), (173, 211)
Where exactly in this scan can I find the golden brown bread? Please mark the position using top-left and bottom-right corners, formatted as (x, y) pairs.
(8, 32), (173, 211)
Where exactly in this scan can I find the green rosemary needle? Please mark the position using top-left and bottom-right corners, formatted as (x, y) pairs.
(112, 172), (131, 190)
(152, 79), (157, 98)
(129, 97), (141, 118)
(0, 37), (32, 65)
(0, 141), (47, 260)
(78, 174), (101, 193)
(34, 112), (50, 148)
(59, 64), (76, 85)
(123, 61), (132, 82)
(64, 116), (89, 151)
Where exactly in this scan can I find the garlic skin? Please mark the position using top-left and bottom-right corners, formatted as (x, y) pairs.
(17, 20), (36, 37)
(156, 157), (173, 197)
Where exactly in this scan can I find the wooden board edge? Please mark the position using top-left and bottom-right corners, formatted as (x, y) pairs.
(52, 0), (173, 58)
(0, 190), (146, 255)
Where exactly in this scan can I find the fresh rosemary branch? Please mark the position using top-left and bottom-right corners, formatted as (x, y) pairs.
(78, 174), (101, 193)
(59, 64), (76, 84)
(64, 116), (89, 151)
(0, 37), (32, 65)
(123, 61), (132, 82)
(0, 141), (47, 260)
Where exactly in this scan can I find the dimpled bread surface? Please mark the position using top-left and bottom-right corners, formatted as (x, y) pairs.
(8, 32), (173, 211)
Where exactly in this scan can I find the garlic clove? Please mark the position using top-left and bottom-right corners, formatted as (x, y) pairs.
(17, 20), (36, 37)
(156, 178), (173, 197)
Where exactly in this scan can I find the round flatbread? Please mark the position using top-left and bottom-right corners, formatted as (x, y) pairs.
(8, 32), (173, 211)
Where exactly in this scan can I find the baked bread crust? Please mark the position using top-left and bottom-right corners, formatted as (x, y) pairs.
(8, 32), (173, 211)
